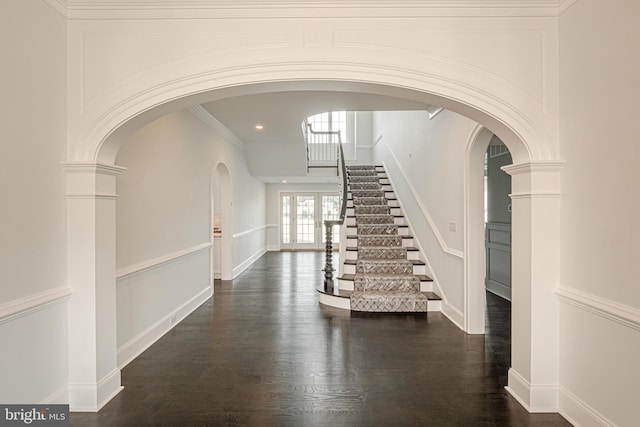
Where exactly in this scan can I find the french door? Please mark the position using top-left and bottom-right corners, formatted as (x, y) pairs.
(281, 192), (340, 250)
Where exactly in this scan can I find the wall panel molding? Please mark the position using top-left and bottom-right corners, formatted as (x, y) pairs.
(556, 286), (640, 332)
(116, 242), (212, 279)
(0, 286), (72, 325)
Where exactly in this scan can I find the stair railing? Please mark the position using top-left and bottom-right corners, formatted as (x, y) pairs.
(300, 121), (346, 290)
(321, 129), (347, 292)
(304, 121), (341, 170)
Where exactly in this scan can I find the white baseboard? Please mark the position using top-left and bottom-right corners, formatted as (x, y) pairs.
(267, 244), (280, 251)
(117, 286), (212, 369)
(232, 247), (267, 278)
(441, 301), (464, 330)
(506, 368), (559, 413)
(560, 387), (615, 427)
(69, 369), (123, 412)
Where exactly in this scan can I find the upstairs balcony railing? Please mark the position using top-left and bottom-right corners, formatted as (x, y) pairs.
(302, 120), (342, 170)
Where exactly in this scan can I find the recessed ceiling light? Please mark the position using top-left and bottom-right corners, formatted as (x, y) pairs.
(255, 124), (264, 131)
(282, 180), (287, 183)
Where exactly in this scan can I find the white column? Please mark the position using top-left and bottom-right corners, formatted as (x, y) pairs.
(503, 161), (563, 412)
(64, 162), (126, 411)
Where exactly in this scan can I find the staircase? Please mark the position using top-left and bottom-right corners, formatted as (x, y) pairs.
(319, 164), (441, 313)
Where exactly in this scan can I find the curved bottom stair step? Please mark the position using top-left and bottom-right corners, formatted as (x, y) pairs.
(350, 290), (428, 313)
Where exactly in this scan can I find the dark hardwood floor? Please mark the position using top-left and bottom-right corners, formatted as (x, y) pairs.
(71, 251), (570, 426)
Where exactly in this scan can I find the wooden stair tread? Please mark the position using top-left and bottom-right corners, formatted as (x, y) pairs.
(423, 291), (441, 300)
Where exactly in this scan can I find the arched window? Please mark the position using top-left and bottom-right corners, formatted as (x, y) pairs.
(306, 111), (351, 143)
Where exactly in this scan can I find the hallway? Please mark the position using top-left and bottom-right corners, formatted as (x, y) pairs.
(71, 252), (569, 426)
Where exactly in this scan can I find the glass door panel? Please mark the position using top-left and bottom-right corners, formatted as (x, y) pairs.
(295, 194), (316, 247)
(281, 194), (291, 249)
(321, 194), (340, 245)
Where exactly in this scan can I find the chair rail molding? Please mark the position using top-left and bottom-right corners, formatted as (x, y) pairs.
(0, 285), (73, 325)
(556, 286), (640, 332)
(116, 242), (213, 280)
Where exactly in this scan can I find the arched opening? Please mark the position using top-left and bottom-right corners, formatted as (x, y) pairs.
(66, 73), (560, 413)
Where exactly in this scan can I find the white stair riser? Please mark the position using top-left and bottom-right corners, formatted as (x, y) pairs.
(338, 278), (354, 291)
(420, 281), (434, 292)
(427, 300), (442, 312)
(318, 293), (441, 312)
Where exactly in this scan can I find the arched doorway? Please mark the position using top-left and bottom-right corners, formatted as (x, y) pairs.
(66, 69), (561, 413)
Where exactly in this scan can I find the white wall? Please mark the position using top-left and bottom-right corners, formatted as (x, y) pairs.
(0, 0), (69, 404)
(372, 110), (477, 322)
(354, 111), (374, 164)
(114, 109), (266, 367)
(558, 1), (640, 425)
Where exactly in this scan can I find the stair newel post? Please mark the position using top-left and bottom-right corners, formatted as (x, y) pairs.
(323, 220), (336, 292)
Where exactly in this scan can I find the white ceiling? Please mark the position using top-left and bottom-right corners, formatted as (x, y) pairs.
(201, 91), (429, 145)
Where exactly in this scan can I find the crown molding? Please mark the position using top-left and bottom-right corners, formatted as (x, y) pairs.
(187, 105), (246, 152)
(47, 0), (578, 19)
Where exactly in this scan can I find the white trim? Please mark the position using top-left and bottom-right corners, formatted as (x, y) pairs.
(318, 292), (351, 310)
(66, 193), (119, 200)
(506, 368), (559, 413)
(557, 0), (579, 15)
(509, 192), (561, 199)
(117, 286), (212, 369)
(69, 368), (123, 412)
(116, 242), (212, 279)
(502, 161), (565, 176)
(556, 286), (640, 333)
(57, 0), (578, 20)
(232, 224), (269, 239)
(559, 386), (615, 427)
(0, 286), (72, 325)
(441, 301), (464, 329)
(380, 138), (464, 259)
(188, 105), (246, 152)
(233, 248), (267, 278)
(61, 162), (127, 175)
(42, 0), (70, 17)
(267, 244), (281, 251)
(426, 106), (444, 120)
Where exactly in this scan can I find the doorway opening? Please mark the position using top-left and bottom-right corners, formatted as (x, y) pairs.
(484, 137), (512, 301)
(280, 192), (340, 250)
